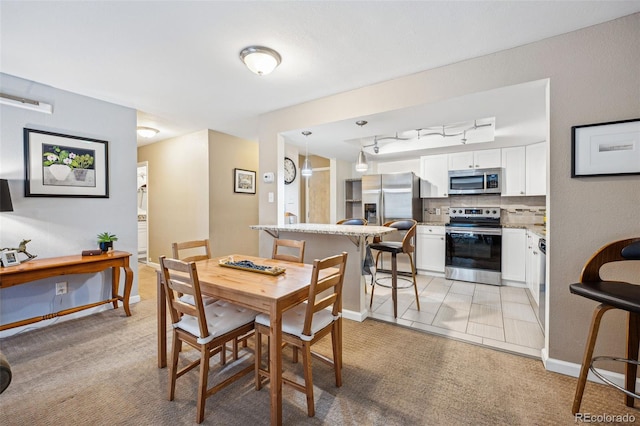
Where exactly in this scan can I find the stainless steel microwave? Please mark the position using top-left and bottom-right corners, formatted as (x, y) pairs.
(448, 168), (502, 195)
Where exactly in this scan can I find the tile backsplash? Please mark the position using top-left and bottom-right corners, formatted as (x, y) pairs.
(422, 195), (546, 225)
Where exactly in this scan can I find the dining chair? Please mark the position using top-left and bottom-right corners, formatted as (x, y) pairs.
(272, 238), (306, 263)
(254, 252), (348, 417)
(159, 256), (258, 424)
(369, 219), (420, 317)
(569, 238), (640, 414)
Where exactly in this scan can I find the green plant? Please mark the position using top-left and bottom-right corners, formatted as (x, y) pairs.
(97, 232), (118, 243)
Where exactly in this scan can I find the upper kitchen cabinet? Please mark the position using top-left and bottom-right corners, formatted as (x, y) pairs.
(501, 142), (547, 196)
(501, 147), (526, 196)
(525, 142), (546, 196)
(448, 148), (501, 170)
(420, 154), (449, 198)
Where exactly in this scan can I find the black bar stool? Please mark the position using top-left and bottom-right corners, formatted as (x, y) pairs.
(569, 238), (640, 414)
(369, 219), (420, 317)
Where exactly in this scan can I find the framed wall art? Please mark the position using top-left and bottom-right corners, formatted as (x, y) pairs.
(571, 118), (640, 177)
(24, 128), (109, 197)
(234, 168), (256, 194)
(1, 250), (20, 267)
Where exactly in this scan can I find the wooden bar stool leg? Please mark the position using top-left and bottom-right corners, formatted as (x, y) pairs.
(572, 304), (614, 414)
(391, 253), (398, 318)
(626, 312), (640, 407)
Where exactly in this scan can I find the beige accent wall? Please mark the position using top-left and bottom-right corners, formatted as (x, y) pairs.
(258, 14), (640, 368)
(138, 129), (259, 262)
(138, 130), (210, 262)
(208, 130), (259, 257)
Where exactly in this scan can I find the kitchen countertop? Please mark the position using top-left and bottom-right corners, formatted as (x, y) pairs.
(250, 223), (395, 237)
(503, 223), (546, 238)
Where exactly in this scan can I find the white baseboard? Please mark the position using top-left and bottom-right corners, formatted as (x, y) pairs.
(342, 308), (368, 322)
(544, 352), (640, 389)
(0, 295), (141, 339)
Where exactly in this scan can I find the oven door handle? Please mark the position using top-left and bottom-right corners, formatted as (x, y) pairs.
(446, 226), (502, 236)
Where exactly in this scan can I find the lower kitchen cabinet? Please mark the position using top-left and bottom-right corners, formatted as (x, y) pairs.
(416, 225), (445, 274)
(501, 228), (526, 283)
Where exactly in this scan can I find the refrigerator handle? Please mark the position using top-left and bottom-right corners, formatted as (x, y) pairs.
(380, 191), (384, 225)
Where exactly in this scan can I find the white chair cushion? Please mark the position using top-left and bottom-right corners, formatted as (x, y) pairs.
(179, 294), (217, 306)
(255, 303), (339, 342)
(174, 300), (258, 344)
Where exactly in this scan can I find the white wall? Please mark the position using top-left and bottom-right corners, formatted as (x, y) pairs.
(0, 73), (138, 336)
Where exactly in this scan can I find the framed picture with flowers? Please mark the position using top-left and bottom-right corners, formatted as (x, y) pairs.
(24, 128), (109, 197)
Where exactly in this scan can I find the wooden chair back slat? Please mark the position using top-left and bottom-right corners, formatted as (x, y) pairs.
(172, 239), (211, 263)
(272, 239), (306, 263)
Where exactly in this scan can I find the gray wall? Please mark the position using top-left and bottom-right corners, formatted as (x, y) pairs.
(0, 73), (138, 335)
(257, 14), (640, 370)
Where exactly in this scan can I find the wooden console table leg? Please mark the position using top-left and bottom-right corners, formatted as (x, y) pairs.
(121, 261), (133, 317)
(111, 265), (120, 310)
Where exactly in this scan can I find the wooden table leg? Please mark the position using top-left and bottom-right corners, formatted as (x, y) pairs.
(157, 271), (167, 368)
(269, 304), (283, 425)
(121, 261), (133, 316)
(112, 265), (120, 310)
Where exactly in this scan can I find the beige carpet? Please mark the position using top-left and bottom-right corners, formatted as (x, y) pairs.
(0, 265), (636, 425)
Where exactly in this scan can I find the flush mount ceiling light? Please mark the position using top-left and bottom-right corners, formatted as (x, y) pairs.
(300, 131), (313, 177)
(355, 120), (369, 172)
(137, 126), (159, 138)
(240, 46), (282, 76)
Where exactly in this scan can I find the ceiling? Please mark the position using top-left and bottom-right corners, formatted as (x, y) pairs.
(2, 1), (640, 162)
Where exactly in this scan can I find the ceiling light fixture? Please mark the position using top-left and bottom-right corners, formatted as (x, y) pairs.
(300, 131), (313, 177)
(240, 46), (281, 76)
(137, 126), (159, 138)
(355, 120), (369, 172)
(0, 93), (52, 114)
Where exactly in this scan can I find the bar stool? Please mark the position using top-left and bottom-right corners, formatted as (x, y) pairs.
(569, 238), (640, 414)
(369, 219), (420, 317)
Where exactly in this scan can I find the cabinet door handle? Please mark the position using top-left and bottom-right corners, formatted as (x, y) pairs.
(440, 237), (444, 240)
(475, 164), (479, 168)
(468, 165), (473, 168)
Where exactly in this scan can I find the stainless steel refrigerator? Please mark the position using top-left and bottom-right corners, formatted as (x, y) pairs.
(362, 172), (422, 225)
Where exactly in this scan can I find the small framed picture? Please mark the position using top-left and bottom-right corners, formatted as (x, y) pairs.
(1, 250), (20, 267)
(571, 118), (640, 177)
(234, 168), (256, 194)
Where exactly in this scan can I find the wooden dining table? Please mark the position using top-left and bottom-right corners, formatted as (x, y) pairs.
(156, 254), (323, 425)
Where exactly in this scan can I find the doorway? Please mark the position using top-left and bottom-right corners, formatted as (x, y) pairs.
(137, 162), (148, 264)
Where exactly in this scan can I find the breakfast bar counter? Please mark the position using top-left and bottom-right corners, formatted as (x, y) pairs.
(250, 223), (395, 321)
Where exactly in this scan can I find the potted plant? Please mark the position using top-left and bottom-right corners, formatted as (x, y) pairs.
(97, 232), (118, 252)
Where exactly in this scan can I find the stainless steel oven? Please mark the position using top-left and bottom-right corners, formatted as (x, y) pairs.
(445, 207), (502, 285)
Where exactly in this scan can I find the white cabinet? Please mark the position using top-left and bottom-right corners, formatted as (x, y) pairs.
(420, 154), (449, 198)
(526, 142), (546, 196)
(416, 225), (445, 273)
(501, 228), (526, 283)
(525, 230), (541, 306)
(501, 147), (526, 196)
(501, 142), (547, 197)
(448, 148), (501, 170)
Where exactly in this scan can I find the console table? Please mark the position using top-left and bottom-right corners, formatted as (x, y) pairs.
(0, 251), (134, 331)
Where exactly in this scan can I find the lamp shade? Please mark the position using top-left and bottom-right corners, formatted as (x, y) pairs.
(301, 157), (313, 177)
(240, 46), (281, 76)
(0, 179), (14, 212)
(355, 150), (368, 172)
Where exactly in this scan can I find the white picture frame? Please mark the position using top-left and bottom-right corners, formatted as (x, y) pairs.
(1, 250), (20, 267)
(571, 118), (640, 177)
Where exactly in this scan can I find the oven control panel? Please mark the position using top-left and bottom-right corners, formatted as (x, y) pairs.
(449, 207), (501, 220)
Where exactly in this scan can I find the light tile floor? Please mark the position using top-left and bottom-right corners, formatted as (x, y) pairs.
(368, 272), (544, 358)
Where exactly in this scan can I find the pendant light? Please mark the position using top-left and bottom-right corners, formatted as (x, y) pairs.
(300, 131), (313, 177)
(355, 120), (369, 172)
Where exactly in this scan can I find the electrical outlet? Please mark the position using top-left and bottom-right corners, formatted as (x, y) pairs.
(55, 282), (68, 295)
